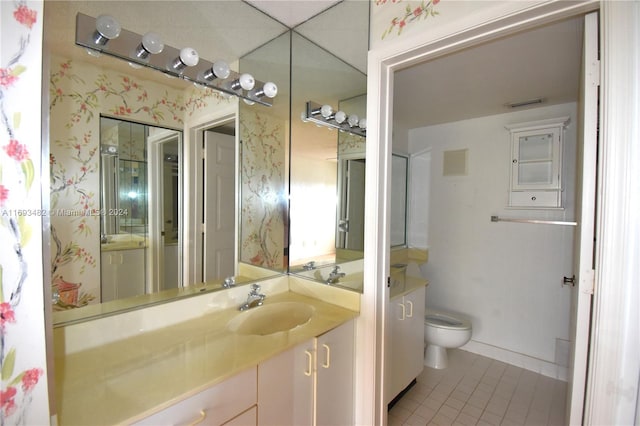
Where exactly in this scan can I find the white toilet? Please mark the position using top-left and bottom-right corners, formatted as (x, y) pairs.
(424, 309), (472, 369)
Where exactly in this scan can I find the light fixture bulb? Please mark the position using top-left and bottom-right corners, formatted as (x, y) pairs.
(202, 60), (231, 81)
(261, 82), (278, 98)
(228, 73), (255, 92)
(248, 82), (278, 102)
(238, 73), (255, 91)
(347, 114), (359, 128)
(134, 32), (164, 59)
(358, 118), (367, 130)
(94, 14), (121, 45)
(320, 104), (333, 118)
(169, 47), (199, 72)
(334, 110), (347, 124)
(179, 47), (199, 67)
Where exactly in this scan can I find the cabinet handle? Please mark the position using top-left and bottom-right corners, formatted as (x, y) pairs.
(322, 344), (331, 369)
(398, 302), (406, 321)
(406, 300), (413, 318)
(304, 350), (313, 376)
(188, 410), (207, 426)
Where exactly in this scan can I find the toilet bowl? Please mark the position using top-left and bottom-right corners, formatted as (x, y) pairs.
(424, 309), (472, 369)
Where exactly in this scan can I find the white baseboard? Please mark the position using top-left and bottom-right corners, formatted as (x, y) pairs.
(427, 340), (568, 382)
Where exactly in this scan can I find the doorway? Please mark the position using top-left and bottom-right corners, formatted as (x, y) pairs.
(387, 12), (598, 426)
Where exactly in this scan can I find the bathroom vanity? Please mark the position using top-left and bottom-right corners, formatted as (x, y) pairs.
(53, 276), (359, 425)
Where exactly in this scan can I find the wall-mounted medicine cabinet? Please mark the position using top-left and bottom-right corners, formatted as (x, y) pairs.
(505, 117), (570, 208)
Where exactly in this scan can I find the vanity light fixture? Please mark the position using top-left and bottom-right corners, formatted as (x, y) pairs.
(227, 73), (256, 92)
(303, 101), (366, 137)
(134, 32), (164, 60)
(244, 82), (278, 105)
(200, 60), (231, 81)
(93, 14), (121, 45)
(169, 47), (200, 73)
(75, 13), (278, 107)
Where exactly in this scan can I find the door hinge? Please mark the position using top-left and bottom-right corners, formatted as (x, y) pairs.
(200, 223), (206, 233)
(201, 147), (206, 160)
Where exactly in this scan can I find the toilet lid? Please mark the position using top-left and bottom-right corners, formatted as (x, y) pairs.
(425, 310), (472, 330)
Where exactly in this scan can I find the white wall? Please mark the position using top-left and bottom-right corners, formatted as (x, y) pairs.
(289, 157), (337, 264)
(409, 102), (577, 371)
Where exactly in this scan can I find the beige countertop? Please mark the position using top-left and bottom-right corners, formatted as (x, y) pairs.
(54, 291), (358, 425)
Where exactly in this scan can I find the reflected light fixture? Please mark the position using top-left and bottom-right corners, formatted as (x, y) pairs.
(93, 14), (121, 45)
(302, 101), (366, 137)
(134, 32), (164, 59)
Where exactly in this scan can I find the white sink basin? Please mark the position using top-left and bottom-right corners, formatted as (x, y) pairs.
(227, 301), (315, 336)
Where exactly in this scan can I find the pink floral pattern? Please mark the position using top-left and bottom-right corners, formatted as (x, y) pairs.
(49, 55), (276, 309)
(379, 0), (441, 39)
(0, 1), (45, 422)
(240, 110), (286, 270)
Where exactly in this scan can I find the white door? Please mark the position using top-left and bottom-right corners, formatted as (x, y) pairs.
(202, 130), (236, 281)
(344, 159), (366, 250)
(566, 11), (599, 425)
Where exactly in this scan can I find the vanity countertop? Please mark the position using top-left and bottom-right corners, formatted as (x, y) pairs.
(55, 290), (358, 425)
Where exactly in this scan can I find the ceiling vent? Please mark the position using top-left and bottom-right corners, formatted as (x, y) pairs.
(506, 97), (545, 108)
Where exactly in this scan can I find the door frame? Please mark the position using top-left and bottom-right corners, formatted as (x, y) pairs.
(183, 104), (238, 285)
(360, 1), (639, 425)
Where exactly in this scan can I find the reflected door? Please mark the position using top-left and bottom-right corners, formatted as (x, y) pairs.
(337, 159), (365, 251)
(203, 130), (236, 281)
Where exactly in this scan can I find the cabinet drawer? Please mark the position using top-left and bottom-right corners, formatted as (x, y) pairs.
(133, 367), (257, 426)
(509, 190), (561, 208)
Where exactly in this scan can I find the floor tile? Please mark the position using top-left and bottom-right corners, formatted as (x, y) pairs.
(390, 349), (567, 426)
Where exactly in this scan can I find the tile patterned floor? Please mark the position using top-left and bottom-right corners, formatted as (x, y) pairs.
(389, 349), (567, 426)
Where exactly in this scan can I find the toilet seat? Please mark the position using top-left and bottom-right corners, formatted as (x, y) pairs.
(425, 310), (471, 331)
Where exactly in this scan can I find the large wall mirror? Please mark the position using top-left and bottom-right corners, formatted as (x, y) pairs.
(45, 0), (371, 325)
(45, 1), (289, 325)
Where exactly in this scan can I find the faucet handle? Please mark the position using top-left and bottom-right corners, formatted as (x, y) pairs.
(250, 283), (261, 293)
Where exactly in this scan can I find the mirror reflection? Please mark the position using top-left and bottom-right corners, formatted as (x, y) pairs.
(98, 117), (182, 303)
(287, 32), (367, 287)
(46, 0), (371, 324)
(391, 153), (408, 247)
(46, 1), (289, 325)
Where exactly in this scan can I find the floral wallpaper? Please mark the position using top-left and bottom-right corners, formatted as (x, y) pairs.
(372, 0), (443, 44)
(49, 55), (230, 309)
(239, 109), (286, 270)
(0, 1), (49, 423)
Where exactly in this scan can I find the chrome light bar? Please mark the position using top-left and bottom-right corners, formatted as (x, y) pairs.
(75, 13), (276, 107)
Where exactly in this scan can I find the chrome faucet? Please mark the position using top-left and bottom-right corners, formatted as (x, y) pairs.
(238, 284), (266, 311)
(303, 261), (316, 270)
(223, 276), (236, 288)
(326, 265), (346, 284)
